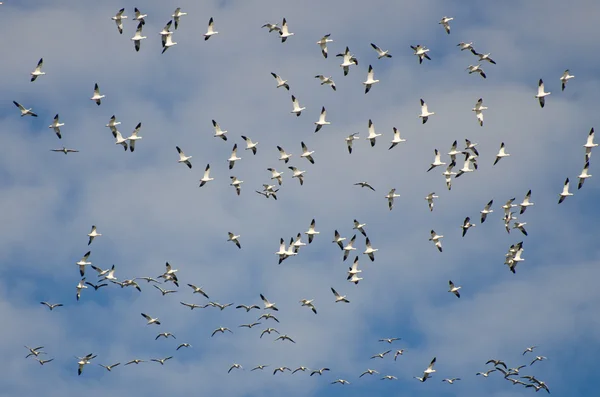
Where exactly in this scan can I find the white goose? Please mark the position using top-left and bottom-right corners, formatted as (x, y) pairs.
(363, 65), (379, 94)
(260, 294), (278, 311)
(241, 135), (258, 155)
(271, 72), (289, 90)
(367, 119), (382, 147)
(13, 101), (38, 117)
(76, 251), (92, 277)
(315, 75), (336, 91)
(493, 142), (510, 165)
(133, 7), (147, 24)
(228, 144), (241, 169)
(519, 190), (535, 213)
(30, 58), (45, 82)
(427, 149), (446, 172)
(480, 199), (494, 223)
(578, 162), (591, 189)
(419, 99), (434, 123)
(48, 114), (64, 139)
(176, 146), (192, 169)
(425, 192), (439, 212)
(560, 69), (574, 91)
(162, 32), (177, 54)
(314, 107), (330, 132)
(87, 226), (101, 245)
(584, 128), (597, 160)
(212, 120), (228, 140)
(172, 7), (187, 29)
(267, 168), (284, 185)
(279, 18), (294, 42)
(439, 16), (453, 34)
(291, 95), (305, 116)
(363, 238), (378, 261)
(429, 230), (443, 252)
(411, 45), (431, 64)
(466, 64), (486, 79)
(203, 17), (218, 40)
(472, 98), (487, 126)
(305, 218), (319, 243)
(345, 133), (359, 154)
(331, 287), (350, 303)
(316, 34), (333, 58)
(289, 166), (305, 185)
(277, 146), (292, 163)
(558, 178), (573, 203)
(90, 83), (105, 105)
(300, 141), (315, 164)
(388, 127), (406, 150)
(342, 235), (357, 261)
(535, 79), (551, 108)
(385, 188), (400, 210)
(141, 313), (161, 325)
(111, 8), (127, 34)
(199, 164), (214, 187)
(131, 22), (146, 52)
(371, 43), (392, 59)
(229, 176), (243, 196)
(126, 122), (142, 152)
(227, 232), (241, 249)
(448, 280), (461, 298)
(333, 230), (346, 250)
(336, 46), (358, 76)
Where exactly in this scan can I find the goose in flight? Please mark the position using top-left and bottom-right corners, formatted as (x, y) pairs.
(228, 144), (241, 169)
(535, 79), (551, 108)
(332, 230), (346, 250)
(345, 133), (359, 154)
(447, 140), (462, 161)
(470, 49), (496, 64)
(276, 146), (292, 163)
(342, 235), (357, 261)
(314, 74), (336, 91)
(366, 119), (382, 146)
(260, 327), (280, 338)
(125, 359), (145, 365)
(472, 98), (487, 126)
(486, 359), (507, 369)
(429, 230), (443, 252)
(314, 107), (330, 132)
(291, 366), (308, 374)
(442, 378), (461, 384)
(385, 188), (400, 210)
(443, 160), (456, 189)
(204, 17), (218, 40)
(30, 58), (45, 82)
(457, 41), (474, 51)
(90, 83), (105, 106)
(584, 128), (597, 160)
(461, 217), (476, 237)
(516, 190), (534, 213)
(371, 350), (391, 359)
(336, 46), (358, 76)
(13, 101), (38, 117)
(530, 356), (547, 366)
(394, 349), (405, 360)
(273, 366), (292, 375)
(151, 357), (173, 365)
(419, 99), (434, 123)
(154, 284), (177, 296)
(208, 302), (233, 311)
(423, 357), (437, 378)
(578, 162), (591, 189)
(439, 16), (453, 34)
(331, 287), (350, 303)
(279, 18), (294, 42)
(131, 22), (146, 51)
(176, 343), (191, 350)
(262, 22), (281, 32)
(389, 127), (406, 150)
(493, 142), (510, 165)
(455, 153), (475, 178)
(379, 337), (401, 344)
(480, 200), (494, 223)
(363, 65), (379, 94)
(448, 280), (461, 298)
(310, 368), (330, 376)
(267, 168), (284, 185)
(347, 256), (362, 280)
(300, 299), (317, 314)
(155, 332), (176, 340)
(51, 147), (79, 154)
(560, 69), (574, 91)
(76, 278), (87, 301)
(381, 375), (398, 381)
(427, 149), (446, 172)
(175, 146), (192, 170)
(300, 141), (315, 164)
(466, 64), (486, 79)
(558, 178), (573, 204)
(180, 302), (208, 310)
(161, 32), (177, 54)
(360, 369), (379, 377)
(425, 192), (439, 212)
(106, 115), (121, 131)
(316, 34), (333, 58)
(133, 7), (146, 24)
(260, 294), (278, 311)
(35, 358), (53, 366)
(523, 346), (538, 355)
(85, 281), (108, 291)
(172, 7), (187, 29)
(275, 334), (295, 343)
(476, 369), (496, 377)
(363, 238), (378, 261)
(211, 327), (233, 337)
(228, 363), (243, 373)
(141, 313), (161, 325)
(99, 363), (120, 371)
(40, 302), (63, 311)
(411, 45), (431, 64)
(353, 220), (367, 236)
(289, 166), (305, 186)
(464, 138), (479, 156)
(111, 8), (127, 34)
(271, 72), (289, 90)
(212, 119), (228, 140)
(331, 379), (350, 385)
(25, 346), (46, 358)
(114, 130), (128, 150)
(371, 43), (392, 58)
(241, 135), (258, 155)
(199, 164), (214, 187)
(291, 95), (306, 116)
(76, 353), (97, 375)
(355, 181), (375, 191)
(75, 251), (92, 277)
(304, 218), (320, 243)
(239, 322), (262, 329)
(227, 232), (241, 249)
(48, 115), (64, 138)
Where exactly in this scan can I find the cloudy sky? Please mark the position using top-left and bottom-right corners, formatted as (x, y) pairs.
(0, 0), (598, 396)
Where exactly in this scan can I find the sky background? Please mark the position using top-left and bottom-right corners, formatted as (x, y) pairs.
(0, 0), (598, 396)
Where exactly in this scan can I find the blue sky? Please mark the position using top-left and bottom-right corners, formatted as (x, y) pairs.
(0, 0), (599, 396)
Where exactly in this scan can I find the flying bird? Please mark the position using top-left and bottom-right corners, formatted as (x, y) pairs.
(439, 16), (453, 33)
(316, 34), (333, 58)
(472, 98), (487, 126)
(204, 17), (218, 40)
(227, 232), (241, 249)
(419, 99), (434, 123)
(363, 65), (379, 94)
(385, 189), (400, 210)
(314, 107), (330, 132)
(331, 287), (350, 303)
(336, 46), (358, 76)
(558, 178), (573, 204)
(366, 119), (382, 146)
(389, 127), (406, 150)
(371, 43), (392, 59)
(13, 101), (38, 117)
(199, 164), (214, 187)
(493, 142), (510, 165)
(271, 72), (290, 90)
(291, 95), (306, 116)
(279, 18), (294, 42)
(131, 22), (146, 51)
(90, 83), (105, 105)
(172, 7), (187, 29)
(560, 69), (574, 91)
(535, 79), (551, 108)
(411, 44), (431, 64)
(176, 146), (192, 169)
(448, 280), (461, 298)
(30, 58), (45, 82)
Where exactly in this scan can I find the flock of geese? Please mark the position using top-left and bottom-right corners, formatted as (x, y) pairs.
(9, 3), (590, 395)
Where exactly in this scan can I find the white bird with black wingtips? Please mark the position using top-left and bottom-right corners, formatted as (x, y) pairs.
(30, 58), (45, 82)
(203, 17), (218, 40)
(493, 142), (510, 165)
(535, 79), (551, 108)
(316, 34), (332, 58)
(176, 147), (192, 169)
(472, 98), (487, 126)
(131, 22), (146, 52)
(227, 232), (241, 249)
(271, 72), (289, 90)
(448, 281), (461, 298)
(199, 164), (214, 187)
(367, 119), (382, 147)
(371, 43), (392, 59)
(419, 99), (434, 123)
(90, 83), (105, 106)
(363, 65), (379, 94)
(314, 107), (330, 132)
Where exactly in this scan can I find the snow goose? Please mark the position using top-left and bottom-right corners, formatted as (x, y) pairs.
(560, 69), (574, 91)
(558, 178), (573, 204)
(316, 34), (333, 58)
(331, 379), (350, 384)
(292, 366), (308, 374)
(314, 107), (330, 132)
(443, 378), (461, 384)
(180, 302), (207, 310)
(267, 168), (284, 185)
(251, 364), (268, 371)
(363, 65), (379, 94)
(347, 256), (362, 279)
(457, 42), (474, 51)
(51, 147), (79, 154)
(227, 232), (241, 249)
(30, 58), (45, 82)
(366, 119), (382, 146)
(126, 122), (142, 152)
(448, 280), (461, 297)
(289, 166), (305, 185)
(578, 162), (591, 189)
(199, 164), (214, 187)
(388, 127), (406, 150)
(493, 142), (510, 165)
(155, 332), (176, 340)
(279, 18), (294, 42)
(513, 221), (528, 236)
(466, 64), (486, 79)
(333, 230), (346, 250)
(176, 343), (191, 350)
(228, 144), (241, 169)
(125, 359), (145, 365)
(461, 217), (476, 237)
(305, 219), (319, 243)
(385, 188), (400, 210)
(411, 45), (431, 64)
(535, 79), (550, 108)
(131, 22), (146, 51)
(141, 313), (160, 325)
(519, 190), (534, 213)
(472, 98), (487, 126)
(275, 334), (295, 343)
(300, 299), (317, 314)
(379, 337), (400, 344)
(153, 284), (177, 296)
(113, 130), (128, 151)
(523, 346), (538, 355)
(90, 83), (105, 105)
(271, 72), (289, 90)
(300, 141), (315, 164)
(236, 304), (260, 312)
(480, 199), (494, 223)
(76, 278), (87, 301)
(291, 95), (306, 116)
(425, 192), (439, 212)
(336, 46), (358, 76)
(310, 367), (330, 376)
(394, 350), (405, 360)
(371, 350), (391, 359)
(262, 23), (280, 33)
(360, 369), (379, 377)
(429, 230), (443, 252)
(228, 363), (243, 373)
(111, 8), (127, 34)
(277, 146), (292, 163)
(442, 162), (457, 190)
(353, 220), (367, 236)
(160, 20), (173, 37)
(315, 74), (336, 91)
(25, 346), (46, 358)
(260, 327), (280, 337)
(371, 43), (392, 59)
(241, 135), (258, 155)
(273, 366), (292, 375)
(99, 363), (120, 371)
(260, 294), (278, 311)
(355, 181), (375, 192)
(203, 17), (218, 40)
(75, 251), (92, 277)
(464, 138), (479, 156)
(230, 177), (243, 195)
(85, 280), (108, 290)
(161, 32), (177, 53)
(470, 49), (496, 64)
(172, 7), (187, 29)
(476, 369), (496, 377)
(331, 287), (350, 303)
(187, 284), (209, 298)
(363, 238), (378, 261)
(584, 128), (597, 160)
(87, 226), (101, 245)
(151, 357), (173, 365)
(345, 133), (359, 153)
(423, 357), (437, 378)
(427, 149), (446, 171)
(106, 115), (121, 131)
(13, 101), (37, 117)
(439, 16), (453, 34)
(76, 353), (97, 375)
(342, 235), (357, 261)
(176, 146), (192, 169)
(211, 327), (233, 337)
(133, 8), (146, 24)
(40, 302), (63, 311)
(530, 356), (548, 366)
(48, 114), (64, 139)
(212, 120), (228, 140)
(419, 99), (434, 123)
